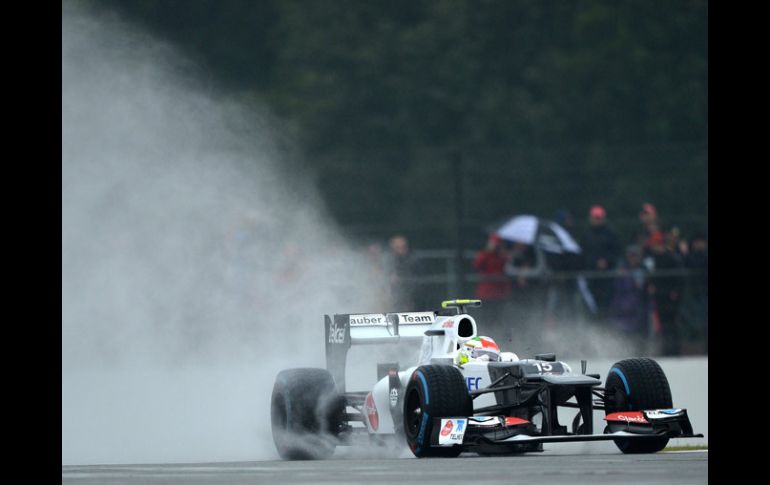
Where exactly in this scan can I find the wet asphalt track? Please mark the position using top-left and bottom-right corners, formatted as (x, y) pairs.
(62, 450), (707, 485)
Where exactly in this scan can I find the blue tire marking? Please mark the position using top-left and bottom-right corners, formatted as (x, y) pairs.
(415, 412), (429, 453)
(610, 368), (631, 396)
(417, 370), (429, 405)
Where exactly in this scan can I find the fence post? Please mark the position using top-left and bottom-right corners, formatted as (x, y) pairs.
(447, 256), (459, 297)
(452, 150), (465, 298)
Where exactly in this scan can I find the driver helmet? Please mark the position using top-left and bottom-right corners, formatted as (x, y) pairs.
(461, 336), (501, 362)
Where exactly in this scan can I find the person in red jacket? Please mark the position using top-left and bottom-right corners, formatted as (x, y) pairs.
(472, 234), (514, 344)
(473, 233), (513, 301)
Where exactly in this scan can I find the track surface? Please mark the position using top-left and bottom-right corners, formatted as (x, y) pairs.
(62, 450), (707, 485)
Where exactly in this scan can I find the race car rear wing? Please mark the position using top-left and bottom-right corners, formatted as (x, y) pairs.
(325, 312), (435, 393)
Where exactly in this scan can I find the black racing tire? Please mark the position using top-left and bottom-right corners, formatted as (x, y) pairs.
(271, 368), (345, 460)
(403, 365), (473, 458)
(604, 358), (672, 454)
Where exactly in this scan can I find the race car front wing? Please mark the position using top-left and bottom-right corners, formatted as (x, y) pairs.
(429, 409), (703, 454)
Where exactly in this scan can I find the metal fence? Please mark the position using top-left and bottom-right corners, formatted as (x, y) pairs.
(408, 248), (704, 289)
(401, 249), (707, 357)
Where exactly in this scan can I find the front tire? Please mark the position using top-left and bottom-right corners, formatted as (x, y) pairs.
(403, 365), (473, 458)
(270, 368), (344, 460)
(604, 358), (672, 453)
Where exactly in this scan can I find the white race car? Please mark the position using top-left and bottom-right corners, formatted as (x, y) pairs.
(270, 299), (702, 459)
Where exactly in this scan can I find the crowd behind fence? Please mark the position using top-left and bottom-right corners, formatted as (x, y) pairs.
(374, 204), (707, 358)
(395, 247), (707, 358)
(404, 249), (708, 355)
(224, 202), (707, 358)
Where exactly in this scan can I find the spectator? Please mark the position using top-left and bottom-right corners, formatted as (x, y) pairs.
(545, 213), (583, 329)
(472, 234), (513, 341)
(384, 235), (416, 310)
(645, 231), (686, 356)
(506, 241), (541, 288)
(473, 234), (512, 302)
(676, 228), (691, 258)
(473, 233), (513, 301)
(679, 232), (708, 353)
(608, 245), (649, 355)
(554, 208), (575, 231)
(637, 202), (665, 251)
(666, 226), (688, 258)
(581, 205), (622, 323)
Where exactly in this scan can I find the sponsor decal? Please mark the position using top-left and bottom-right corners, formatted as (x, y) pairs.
(438, 419), (467, 446)
(328, 320), (345, 344)
(442, 320), (454, 328)
(389, 388), (398, 407)
(364, 392), (379, 431)
(644, 409), (684, 420)
(349, 312), (433, 326)
(349, 314), (387, 326)
(440, 419), (453, 436)
(398, 312), (435, 325)
(466, 376), (482, 391)
(604, 412), (648, 424)
(504, 417), (530, 426)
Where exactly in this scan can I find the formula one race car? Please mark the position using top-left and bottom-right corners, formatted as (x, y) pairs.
(270, 299), (702, 459)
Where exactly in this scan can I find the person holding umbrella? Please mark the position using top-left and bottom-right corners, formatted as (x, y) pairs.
(645, 231), (686, 356)
(494, 214), (585, 332)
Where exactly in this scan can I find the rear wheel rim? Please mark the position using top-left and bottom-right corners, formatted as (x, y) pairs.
(405, 388), (423, 440)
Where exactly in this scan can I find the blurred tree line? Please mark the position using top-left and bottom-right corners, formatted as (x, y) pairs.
(76, 0), (708, 248)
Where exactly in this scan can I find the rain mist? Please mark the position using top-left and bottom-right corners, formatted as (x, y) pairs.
(62, 3), (386, 465)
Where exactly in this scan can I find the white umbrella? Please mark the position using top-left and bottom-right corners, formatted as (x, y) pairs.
(496, 215), (594, 313)
(496, 215), (581, 254)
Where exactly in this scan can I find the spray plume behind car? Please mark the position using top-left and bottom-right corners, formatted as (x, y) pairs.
(62, 2), (387, 465)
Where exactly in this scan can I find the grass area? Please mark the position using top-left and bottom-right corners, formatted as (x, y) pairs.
(664, 444), (708, 451)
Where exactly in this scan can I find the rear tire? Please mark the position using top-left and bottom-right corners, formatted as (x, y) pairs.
(604, 358), (672, 453)
(271, 368), (344, 460)
(403, 365), (473, 458)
